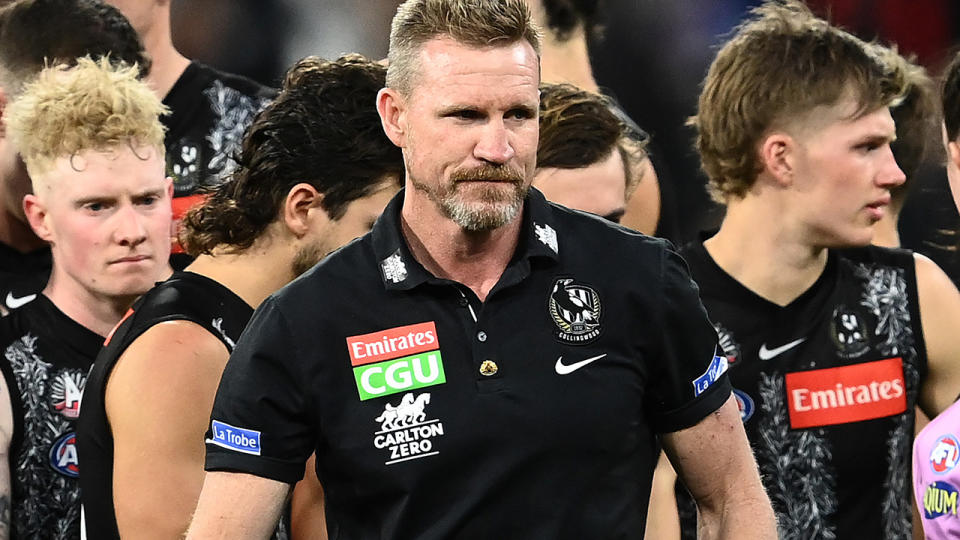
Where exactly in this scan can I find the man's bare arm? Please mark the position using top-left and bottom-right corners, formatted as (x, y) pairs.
(661, 396), (776, 539)
(186, 471), (289, 539)
(915, 253), (960, 416)
(290, 454), (328, 540)
(106, 321), (230, 538)
(0, 374), (12, 540)
(643, 450), (680, 540)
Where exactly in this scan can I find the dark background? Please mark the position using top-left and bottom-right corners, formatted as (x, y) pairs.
(171, 0), (960, 266)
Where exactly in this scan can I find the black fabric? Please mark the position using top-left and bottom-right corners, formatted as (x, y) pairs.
(0, 242), (50, 315)
(77, 272), (252, 540)
(0, 294), (104, 539)
(678, 240), (926, 540)
(162, 61), (275, 197)
(205, 188), (728, 539)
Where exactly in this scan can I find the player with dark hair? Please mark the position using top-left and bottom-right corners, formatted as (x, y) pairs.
(677, 2), (960, 537)
(533, 82), (645, 223)
(911, 48), (960, 540)
(521, 0), (661, 235)
(77, 54), (403, 540)
(871, 46), (936, 249)
(186, 0), (775, 538)
(0, 0), (150, 314)
(103, 0), (276, 261)
(942, 51), (960, 214)
(2, 56), (171, 540)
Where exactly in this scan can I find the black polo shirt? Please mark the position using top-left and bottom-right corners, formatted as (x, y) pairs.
(205, 188), (729, 538)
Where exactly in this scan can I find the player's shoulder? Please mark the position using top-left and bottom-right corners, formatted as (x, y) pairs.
(836, 244), (915, 269)
(0, 293), (49, 344)
(547, 199), (670, 257)
(190, 61), (277, 101)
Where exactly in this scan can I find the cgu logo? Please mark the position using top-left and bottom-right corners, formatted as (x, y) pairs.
(353, 352), (446, 401)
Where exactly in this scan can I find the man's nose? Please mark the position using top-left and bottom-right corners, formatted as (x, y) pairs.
(473, 119), (515, 164)
(113, 205), (148, 246)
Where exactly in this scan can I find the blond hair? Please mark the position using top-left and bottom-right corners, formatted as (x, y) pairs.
(693, 0), (904, 202)
(386, 0), (541, 95)
(6, 55), (167, 184)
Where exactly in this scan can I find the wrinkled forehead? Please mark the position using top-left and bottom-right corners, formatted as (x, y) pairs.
(409, 37), (540, 96)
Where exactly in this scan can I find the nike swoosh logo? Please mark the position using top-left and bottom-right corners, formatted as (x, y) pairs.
(555, 354), (608, 375)
(758, 338), (806, 361)
(5, 292), (37, 309)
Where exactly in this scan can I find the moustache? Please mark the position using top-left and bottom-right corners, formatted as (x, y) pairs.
(450, 165), (525, 184)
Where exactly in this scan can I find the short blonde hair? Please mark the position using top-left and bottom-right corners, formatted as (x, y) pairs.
(6, 55), (167, 183)
(386, 0), (541, 96)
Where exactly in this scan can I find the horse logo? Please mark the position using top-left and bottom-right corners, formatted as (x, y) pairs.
(374, 392), (431, 431)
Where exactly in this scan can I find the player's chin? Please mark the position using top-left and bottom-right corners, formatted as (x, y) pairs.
(102, 272), (160, 298)
(105, 277), (156, 298)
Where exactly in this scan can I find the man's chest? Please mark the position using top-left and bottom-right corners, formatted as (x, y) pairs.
(306, 282), (656, 476)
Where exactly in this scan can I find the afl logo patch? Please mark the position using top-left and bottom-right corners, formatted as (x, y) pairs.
(548, 278), (601, 344)
(49, 432), (79, 478)
(733, 389), (754, 422)
(931, 434), (960, 475)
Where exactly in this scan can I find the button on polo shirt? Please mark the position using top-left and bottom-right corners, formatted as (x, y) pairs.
(206, 188), (729, 539)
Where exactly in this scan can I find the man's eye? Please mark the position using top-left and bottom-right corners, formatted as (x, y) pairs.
(507, 109), (533, 120)
(451, 110), (480, 120)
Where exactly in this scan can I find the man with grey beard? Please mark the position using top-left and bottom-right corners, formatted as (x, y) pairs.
(187, 0), (775, 538)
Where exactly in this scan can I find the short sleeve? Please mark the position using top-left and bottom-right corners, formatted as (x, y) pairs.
(645, 245), (730, 433)
(204, 297), (314, 484)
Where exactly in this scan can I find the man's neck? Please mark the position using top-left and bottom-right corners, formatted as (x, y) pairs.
(0, 209), (46, 253)
(871, 209), (900, 248)
(140, 12), (191, 99)
(185, 241), (296, 310)
(400, 197), (522, 302)
(44, 276), (137, 337)
(705, 199), (829, 307)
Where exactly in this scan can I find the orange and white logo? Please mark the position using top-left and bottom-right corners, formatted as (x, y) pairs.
(346, 322), (438, 366)
(786, 357), (906, 429)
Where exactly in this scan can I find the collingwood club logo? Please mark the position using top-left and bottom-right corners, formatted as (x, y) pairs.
(373, 392), (444, 465)
(830, 306), (869, 359)
(549, 278), (601, 344)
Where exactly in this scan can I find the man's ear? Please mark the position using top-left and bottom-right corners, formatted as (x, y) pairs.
(282, 183), (326, 238)
(758, 132), (796, 187)
(0, 87), (7, 138)
(377, 87), (406, 148)
(23, 193), (53, 243)
(949, 140), (960, 171)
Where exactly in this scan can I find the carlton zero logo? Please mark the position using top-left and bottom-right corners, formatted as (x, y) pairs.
(373, 392), (444, 465)
(347, 322), (446, 400)
(785, 357), (906, 429)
